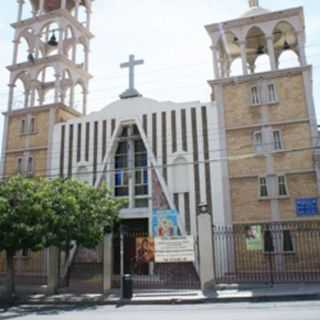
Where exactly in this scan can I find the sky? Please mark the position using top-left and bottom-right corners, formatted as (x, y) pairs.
(0, 0), (319, 139)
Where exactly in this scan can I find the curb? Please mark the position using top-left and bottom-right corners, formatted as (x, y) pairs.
(1, 293), (320, 307)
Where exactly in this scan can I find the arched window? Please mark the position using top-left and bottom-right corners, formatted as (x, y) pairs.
(12, 77), (26, 110)
(246, 26), (270, 74)
(273, 21), (299, 69)
(216, 31), (241, 77)
(255, 54), (271, 73)
(230, 57), (243, 77)
(278, 50), (300, 69)
(73, 82), (85, 113)
(40, 22), (60, 57)
(16, 36), (31, 64)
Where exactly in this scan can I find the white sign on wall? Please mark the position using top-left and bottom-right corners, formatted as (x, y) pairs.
(154, 236), (195, 263)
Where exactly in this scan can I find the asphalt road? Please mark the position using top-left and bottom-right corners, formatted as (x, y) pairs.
(1, 301), (320, 320)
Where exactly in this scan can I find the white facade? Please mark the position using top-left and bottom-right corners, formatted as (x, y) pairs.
(50, 96), (229, 235)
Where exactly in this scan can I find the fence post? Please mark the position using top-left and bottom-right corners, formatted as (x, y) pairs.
(103, 233), (113, 293)
(47, 247), (59, 294)
(198, 213), (215, 290)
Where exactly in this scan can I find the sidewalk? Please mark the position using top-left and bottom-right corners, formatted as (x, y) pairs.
(1, 283), (320, 305)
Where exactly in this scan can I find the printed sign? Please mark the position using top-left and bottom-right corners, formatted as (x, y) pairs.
(155, 236), (195, 263)
(152, 209), (178, 237)
(245, 225), (263, 251)
(136, 237), (155, 264)
(296, 198), (319, 216)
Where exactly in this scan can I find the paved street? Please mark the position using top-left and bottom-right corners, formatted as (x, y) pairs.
(1, 301), (320, 320)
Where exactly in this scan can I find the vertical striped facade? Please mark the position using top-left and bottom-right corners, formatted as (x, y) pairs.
(52, 100), (221, 236)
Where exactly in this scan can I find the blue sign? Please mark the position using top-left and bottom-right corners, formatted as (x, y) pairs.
(152, 209), (178, 238)
(296, 198), (319, 216)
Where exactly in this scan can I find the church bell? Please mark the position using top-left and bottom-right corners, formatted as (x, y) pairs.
(48, 33), (58, 47)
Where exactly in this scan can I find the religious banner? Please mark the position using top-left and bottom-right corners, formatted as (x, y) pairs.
(135, 237), (155, 264)
(151, 168), (169, 210)
(152, 209), (179, 238)
(245, 225), (263, 251)
(154, 236), (195, 263)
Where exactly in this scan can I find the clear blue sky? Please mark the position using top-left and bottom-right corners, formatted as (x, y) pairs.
(0, 0), (319, 133)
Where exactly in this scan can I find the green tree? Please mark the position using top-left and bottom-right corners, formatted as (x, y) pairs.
(0, 176), (50, 297)
(44, 178), (122, 284)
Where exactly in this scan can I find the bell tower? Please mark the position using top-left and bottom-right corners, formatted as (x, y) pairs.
(1, 0), (94, 178)
(205, 1), (320, 224)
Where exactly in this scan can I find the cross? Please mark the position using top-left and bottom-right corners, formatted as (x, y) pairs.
(120, 54), (144, 91)
(249, 0), (259, 7)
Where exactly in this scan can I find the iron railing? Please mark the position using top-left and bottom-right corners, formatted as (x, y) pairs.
(213, 221), (320, 284)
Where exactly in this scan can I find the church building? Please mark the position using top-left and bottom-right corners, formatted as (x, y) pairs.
(0, 0), (319, 291)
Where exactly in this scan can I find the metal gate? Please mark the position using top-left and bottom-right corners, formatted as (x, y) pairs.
(113, 231), (200, 290)
(213, 222), (320, 284)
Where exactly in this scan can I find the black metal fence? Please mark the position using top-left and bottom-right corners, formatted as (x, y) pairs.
(112, 231), (200, 290)
(213, 221), (320, 284)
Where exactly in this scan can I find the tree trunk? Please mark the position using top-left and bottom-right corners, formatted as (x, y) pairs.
(5, 249), (16, 298)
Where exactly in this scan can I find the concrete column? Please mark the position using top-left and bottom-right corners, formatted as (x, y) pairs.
(239, 41), (248, 75)
(266, 36), (277, 71)
(198, 213), (215, 290)
(75, 0), (81, 19)
(7, 84), (15, 111)
(210, 46), (219, 79)
(54, 72), (62, 103)
(12, 39), (19, 65)
(47, 247), (60, 294)
(61, 0), (67, 9)
(103, 233), (113, 293)
(83, 90), (87, 115)
(39, 0), (45, 14)
(86, 9), (91, 29)
(17, 0), (24, 22)
(58, 24), (64, 55)
(297, 31), (307, 66)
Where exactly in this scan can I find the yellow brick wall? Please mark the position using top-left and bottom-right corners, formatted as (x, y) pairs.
(222, 70), (318, 224)
(231, 178), (272, 222)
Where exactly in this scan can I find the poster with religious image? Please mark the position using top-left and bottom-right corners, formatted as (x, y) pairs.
(152, 209), (178, 238)
(245, 225), (263, 251)
(151, 168), (169, 210)
(136, 237), (155, 264)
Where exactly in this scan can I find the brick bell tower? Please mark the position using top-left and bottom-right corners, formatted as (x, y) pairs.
(0, 0), (94, 179)
(206, 0), (320, 223)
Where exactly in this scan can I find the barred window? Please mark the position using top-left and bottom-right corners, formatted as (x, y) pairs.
(17, 157), (23, 174)
(283, 230), (294, 253)
(267, 83), (277, 103)
(259, 177), (268, 198)
(264, 230), (274, 253)
(273, 130), (283, 150)
(278, 176), (288, 196)
(251, 86), (261, 105)
(254, 131), (263, 152)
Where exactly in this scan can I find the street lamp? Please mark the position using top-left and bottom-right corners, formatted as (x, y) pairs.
(198, 202), (209, 215)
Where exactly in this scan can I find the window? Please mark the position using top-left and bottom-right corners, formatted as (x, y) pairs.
(254, 131), (263, 152)
(273, 130), (283, 150)
(16, 157), (23, 174)
(21, 119), (26, 134)
(30, 118), (36, 133)
(251, 86), (261, 105)
(26, 157), (34, 176)
(278, 176), (288, 196)
(259, 177), (268, 198)
(283, 230), (294, 253)
(267, 83), (277, 104)
(264, 230), (274, 253)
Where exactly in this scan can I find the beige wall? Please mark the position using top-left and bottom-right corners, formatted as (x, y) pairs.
(221, 69), (318, 224)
